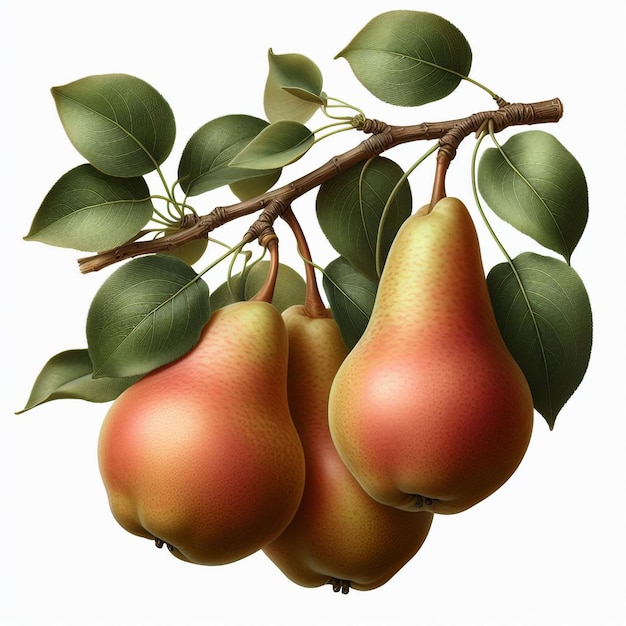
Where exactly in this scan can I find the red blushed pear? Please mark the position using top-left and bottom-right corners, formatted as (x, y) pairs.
(263, 210), (433, 593)
(328, 197), (534, 515)
(264, 305), (433, 592)
(98, 242), (305, 565)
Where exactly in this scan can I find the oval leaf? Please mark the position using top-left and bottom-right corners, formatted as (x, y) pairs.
(209, 272), (247, 311)
(487, 252), (593, 429)
(243, 261), (306, 311)
(478, 130), (589, 263)
(229, 120), (314, 169)
(316, 156), (412, 282)
(24, 164), (153, 251)
(335, 10), (472, 106)
(162, 227), (209, 265)
(86, 255), (211, 378)
(229, 169), (282, 201)
(210, 261), (306, 313)
(323, 256), (377, 349)
(17, 349), (140, 413)
(178, 114), (280, 196)
(264, 49), (325, 123)
(51, 74), (176, 177)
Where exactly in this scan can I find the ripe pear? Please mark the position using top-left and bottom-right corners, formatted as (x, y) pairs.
(98, 300), (306, 565)
(328, 197), (534, 515)
(263, 305), (433, 592)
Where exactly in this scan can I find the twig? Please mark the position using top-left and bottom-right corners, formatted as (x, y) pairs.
(77, 98), (563, 274)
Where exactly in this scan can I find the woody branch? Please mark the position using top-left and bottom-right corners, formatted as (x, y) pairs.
(77, 98), (563, 274)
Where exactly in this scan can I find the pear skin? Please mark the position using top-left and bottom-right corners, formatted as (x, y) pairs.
(328, 197), (534, 515)
(264, 305), (433, 592)
(98, 301), (306, 565)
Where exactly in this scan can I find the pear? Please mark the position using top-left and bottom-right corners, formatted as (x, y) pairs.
(328, 197), (534, 515)
(98, 300), (306, 565)
(264, 305), (433, 592)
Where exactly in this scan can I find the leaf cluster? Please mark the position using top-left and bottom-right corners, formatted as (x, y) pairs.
(19, 10), (592, 428)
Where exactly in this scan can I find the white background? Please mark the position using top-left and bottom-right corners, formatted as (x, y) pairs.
(1, 1), (624, 624)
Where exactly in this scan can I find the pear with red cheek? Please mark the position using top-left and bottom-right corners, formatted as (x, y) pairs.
(263, 303), (433, 593)
(97, 299), (306, 565)
(328, 197), (534, 515)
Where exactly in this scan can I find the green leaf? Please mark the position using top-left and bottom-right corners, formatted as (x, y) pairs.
(209, 272), (246, 311)
(229, 169), (282, 201)
(86, 255), (211, 379)
(487, 252), (593, 429)
(243, 261), (306, 311)
(162, 227), (209, 265)
(178, 114), (281, 196)
(210, 260), (306, 313)
(323, 256), (377, 349)
(51, 74), (175, 177)
(316, 157), (412, 282)
(336, 10), (472, 106)
(264, 49), (325, 123)
(478, 130), (588, 263)
(229, 120), (314, 169)
(24, 164), (153, 251)
(17, 349), (140, 413)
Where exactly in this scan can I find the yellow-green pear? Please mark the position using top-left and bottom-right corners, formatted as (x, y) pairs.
(264, 305), (433, 592)
(98, 300), (306, 565)
(328, 197), (534, 515)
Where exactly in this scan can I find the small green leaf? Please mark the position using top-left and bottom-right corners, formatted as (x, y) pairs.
(336, 10), (472, 106)
(209, 272), (246, 311)
(17, 349), (140, 413)
(178, 114), (280, 196)
(316, 157), (412, 282)
(24, 164), (153, 251)
(323, 256), (377, 349)
(478, 130), (588, 262)
(243, 261), (306, 311)
(264, 49), (325, 123)
(86, 255), (211, 379)
(229, 170), (282, 201)
(229, 120), (314, 170)
(487, 252), (593, 429)
(162, 227), (209, 265)
(210, 261), (306, 313)
(51, 74), (175, 177)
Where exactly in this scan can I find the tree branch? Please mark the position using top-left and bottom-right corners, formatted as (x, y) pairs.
(77, 98), (563, 274)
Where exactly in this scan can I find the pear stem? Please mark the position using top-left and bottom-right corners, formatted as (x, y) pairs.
(249, 235), (279, 304)
(281, 208), (328, 319)
(77, 98), (564, 273)
(429, 153), (450, 211)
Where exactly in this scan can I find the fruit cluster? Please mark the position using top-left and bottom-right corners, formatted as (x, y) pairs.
(98, 197), (534, 592)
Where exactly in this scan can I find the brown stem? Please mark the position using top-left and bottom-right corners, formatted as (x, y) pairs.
(77, 98), (563, 273)
(429, 153), (449, 210)
(249, 234), (279, 304)
(281, 208), (328, 319)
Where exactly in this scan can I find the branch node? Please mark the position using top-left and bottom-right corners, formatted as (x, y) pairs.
(179, 212), (200, 228)
(246, 199), (288, 245)
(358, 117), (389, 134)
(206, 206), (230, 230)
(362, 130), (394, 157)
(492, 102), (535, 132)
(437, 118), (474, 162)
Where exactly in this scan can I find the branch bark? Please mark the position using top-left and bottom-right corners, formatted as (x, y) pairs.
(78, 98), (563, 274)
